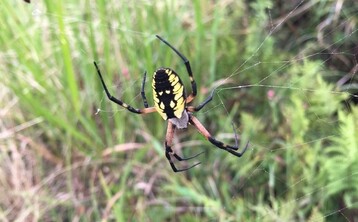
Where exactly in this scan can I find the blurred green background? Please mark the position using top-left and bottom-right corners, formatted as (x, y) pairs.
(1, 0), (357, 221)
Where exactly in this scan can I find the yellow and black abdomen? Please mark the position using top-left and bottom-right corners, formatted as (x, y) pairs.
(152, 68), (186, 120)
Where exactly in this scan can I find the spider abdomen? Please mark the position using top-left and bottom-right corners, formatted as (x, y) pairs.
(152, 68), (186, 120)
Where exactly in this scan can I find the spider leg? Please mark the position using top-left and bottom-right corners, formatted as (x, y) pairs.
(189, 115), (249, 157)
(187, 88), (216, 112)
(156, 35), (197, 103)
(141, 71), (149, 108)
(165, 121), (202, 172)
(94, 61), (156, 114)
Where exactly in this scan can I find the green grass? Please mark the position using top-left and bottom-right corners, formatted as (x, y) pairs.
(1, 0), (357, 221)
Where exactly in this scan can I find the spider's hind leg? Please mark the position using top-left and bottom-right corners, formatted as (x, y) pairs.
(189, 88), (216, 111)
(93, 61), (157, 114)
(141, 71), (149, 108)
(156, 35), (197, 103)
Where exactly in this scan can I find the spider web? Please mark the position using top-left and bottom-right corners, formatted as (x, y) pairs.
(211, 1), (358, 221)
(21, 1), (358, 221)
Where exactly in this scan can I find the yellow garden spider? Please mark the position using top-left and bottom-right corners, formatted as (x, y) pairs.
(94, 35), (249, 172)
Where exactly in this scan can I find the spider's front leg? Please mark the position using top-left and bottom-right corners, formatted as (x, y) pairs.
(164, 121), (202, 172)
(189, 115), (249, 157)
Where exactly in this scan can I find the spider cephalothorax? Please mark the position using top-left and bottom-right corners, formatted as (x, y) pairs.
(94, 35), (249, 172)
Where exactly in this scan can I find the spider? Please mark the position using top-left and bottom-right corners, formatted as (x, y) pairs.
(94, 35), (249, 172)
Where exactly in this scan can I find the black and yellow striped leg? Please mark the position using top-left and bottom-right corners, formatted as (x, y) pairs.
(165, 121), (202, 172)
(190, 115), (249, 157)
(94, 61), (156, 114)
(141, 71), (149, 108)
(156, 35), (197, 101)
